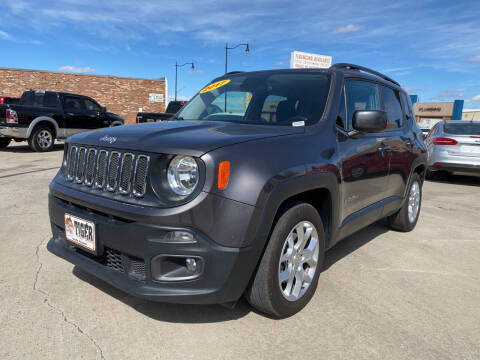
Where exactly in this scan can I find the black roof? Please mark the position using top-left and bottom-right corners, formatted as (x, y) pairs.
(214, 63), (402, 90)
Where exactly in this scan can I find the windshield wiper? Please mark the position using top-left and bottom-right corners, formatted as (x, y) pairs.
(173, 116), (184, 120)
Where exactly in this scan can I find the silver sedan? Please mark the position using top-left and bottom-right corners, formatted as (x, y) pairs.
(426, 120), (480, 176)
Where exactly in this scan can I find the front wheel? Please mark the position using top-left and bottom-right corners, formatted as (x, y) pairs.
(388, 173), (422, 232)
(0, 138), (11, 149)
(245, 203), (325, 318)
(29, 126), (55, 152)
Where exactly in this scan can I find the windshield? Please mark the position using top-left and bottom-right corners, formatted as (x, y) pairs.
(444, 122), (480, 135)
(178, 72), (331, 126)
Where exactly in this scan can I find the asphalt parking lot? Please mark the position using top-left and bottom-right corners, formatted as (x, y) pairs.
(1, 141), (479, 360)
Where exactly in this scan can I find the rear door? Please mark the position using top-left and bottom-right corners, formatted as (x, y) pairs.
(62, 95), (88, 130)
(337, 79), (390, 228)
(83, 97), (109, 129)
(378, 86), (414, 211)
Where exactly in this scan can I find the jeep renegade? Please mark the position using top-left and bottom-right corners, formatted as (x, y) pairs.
(48, 64), (427, 318)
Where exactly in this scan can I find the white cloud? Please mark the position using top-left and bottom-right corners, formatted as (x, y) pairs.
(331, 24), (364, 34)
(404, 88), (425, 94)
(465, 94), (480, 103)
(0, 30), (11, 40)
(58, 65), (96, 74)
(467, 56), (480, 62)
(435, 89), (466, 100)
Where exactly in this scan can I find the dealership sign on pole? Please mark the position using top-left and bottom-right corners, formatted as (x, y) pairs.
(290, 51), (332, 69)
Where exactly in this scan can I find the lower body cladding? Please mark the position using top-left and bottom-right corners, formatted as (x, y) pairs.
(47, 191), (262, 305)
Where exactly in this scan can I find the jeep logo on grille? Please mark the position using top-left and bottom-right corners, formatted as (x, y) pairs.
(100, 136), (117, 144)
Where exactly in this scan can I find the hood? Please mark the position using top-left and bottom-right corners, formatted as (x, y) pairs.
(68, 120), (304, 156)
(106, 112), (124, 120)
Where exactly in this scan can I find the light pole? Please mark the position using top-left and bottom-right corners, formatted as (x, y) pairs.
(175, 61), (194, 101)
(225, 43), (249, 74)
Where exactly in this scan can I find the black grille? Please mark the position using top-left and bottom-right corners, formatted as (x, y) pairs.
(75, 147), (87, 183)
(105, 249), (146, 281)
(76, 247), (146, 282)
(65, 145), (150, 198)
(119, 153), (134, 194)
(67, 146), (78, 180)
(106, 249), (124, 273)
(107, 152), (120, 191)
(85, 149), (97, 186)
(134, 155), (149, 197)
(95, 150), (108, 189)
(128, 259), (146, 281)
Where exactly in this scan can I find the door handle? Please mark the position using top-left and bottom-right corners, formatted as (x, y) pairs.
(378, 145), (392, 157)
(67, 112), (75, 116)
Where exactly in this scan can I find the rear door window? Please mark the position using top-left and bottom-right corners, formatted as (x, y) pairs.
(63, 97), (84, 112)
(84, 98), (101, 112)
(345, 80), (380, 130)
(336, 88), (346, 129)
(43, 92), (59, 108)
(400, 92), (414, 122)
(380, 86), (403, 129)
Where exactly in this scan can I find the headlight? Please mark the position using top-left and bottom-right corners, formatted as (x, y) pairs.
(167, 155), (199, 196)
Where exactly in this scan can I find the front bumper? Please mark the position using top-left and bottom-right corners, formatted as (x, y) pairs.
(0, 126), (27, 139)
(47, 184), (262, 304)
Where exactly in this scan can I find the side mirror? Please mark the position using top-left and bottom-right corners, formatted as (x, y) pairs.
(102, 106), (107, 113)
(352, 110), (387, 133)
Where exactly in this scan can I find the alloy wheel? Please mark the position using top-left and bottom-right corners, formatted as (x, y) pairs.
(408, 181), (421, 223)
(278, 221), (319, 301)
(37, 130), (52, 149)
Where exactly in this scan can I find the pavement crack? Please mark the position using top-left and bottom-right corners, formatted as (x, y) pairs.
(33, 236), (106, 360)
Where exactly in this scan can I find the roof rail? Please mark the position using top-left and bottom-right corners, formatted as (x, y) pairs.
(331, 63), (400, 87)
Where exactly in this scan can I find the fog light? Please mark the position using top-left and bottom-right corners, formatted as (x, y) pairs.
(186, 258), (197, 272)
(164, 231), (195, 243)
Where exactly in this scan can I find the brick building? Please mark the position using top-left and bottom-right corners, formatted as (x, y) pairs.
(0, 68), (167, 124)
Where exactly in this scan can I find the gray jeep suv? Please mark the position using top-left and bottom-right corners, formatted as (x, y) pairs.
(47, 64), (427, 318)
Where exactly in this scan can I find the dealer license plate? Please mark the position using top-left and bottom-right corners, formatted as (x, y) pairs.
(64, 213), (96, 252)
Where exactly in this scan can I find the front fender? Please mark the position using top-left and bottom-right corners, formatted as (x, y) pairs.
(243, 171), (340, 248)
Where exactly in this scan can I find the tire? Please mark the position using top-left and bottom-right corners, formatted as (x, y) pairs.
(425, 169), (434, 180)
(245, 203), (325, 318)
(388, 173), (422, 232)
(0, 138), (11, 149)
(29, 126), (55, 152)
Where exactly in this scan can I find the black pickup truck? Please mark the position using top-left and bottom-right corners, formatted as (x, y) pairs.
(0, 90), (124, 152)
(136, 100), (187, 123)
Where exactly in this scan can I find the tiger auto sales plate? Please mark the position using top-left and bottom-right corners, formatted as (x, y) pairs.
(64, 213), (96, 252)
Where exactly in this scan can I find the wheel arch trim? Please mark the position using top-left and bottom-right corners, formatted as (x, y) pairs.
(27, 117), (59, 138)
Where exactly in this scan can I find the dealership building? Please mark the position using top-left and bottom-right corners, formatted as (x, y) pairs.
(0, 68), (167, 124)
(462, 109), (480, 121)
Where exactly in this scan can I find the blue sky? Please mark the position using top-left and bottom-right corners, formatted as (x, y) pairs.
(1, 0), (480, 108)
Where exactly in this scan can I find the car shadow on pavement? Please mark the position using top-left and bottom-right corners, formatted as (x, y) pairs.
(1, 143), (64, 153)
(322, 219), (389, 271)
(72, 266), (252, 323)
(426, 173), (479, 187)
(72, 220), (391, 323)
